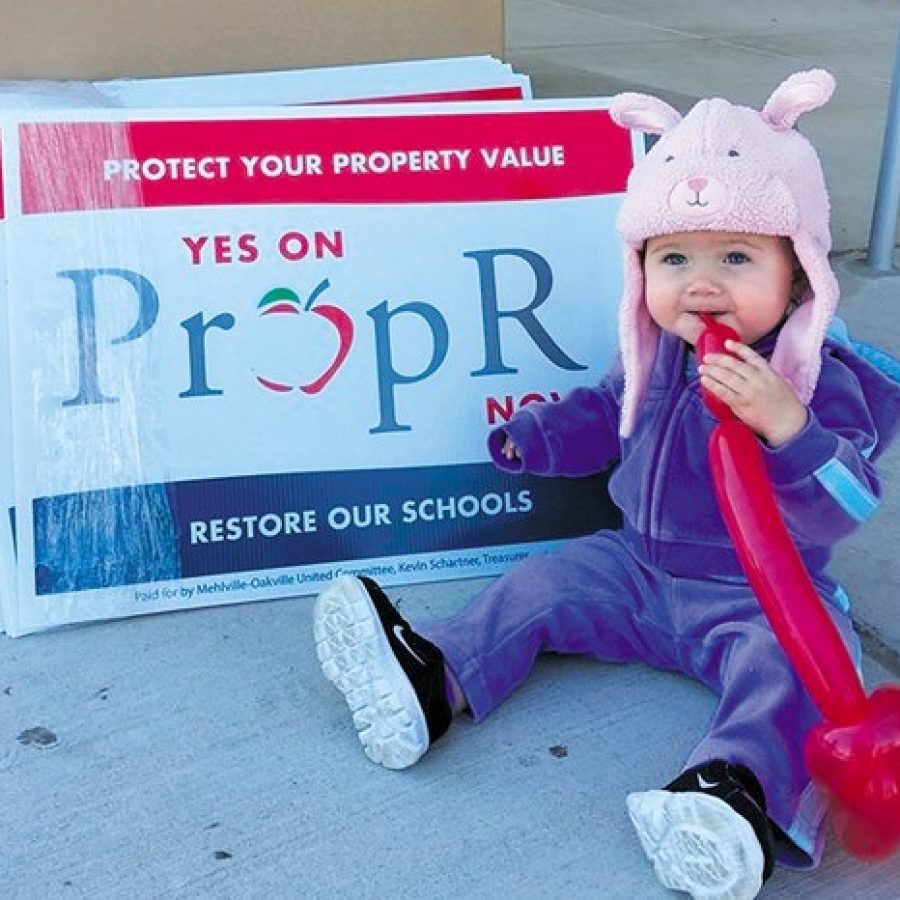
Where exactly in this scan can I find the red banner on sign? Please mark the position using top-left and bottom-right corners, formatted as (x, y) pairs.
(19, 108), (632, 214)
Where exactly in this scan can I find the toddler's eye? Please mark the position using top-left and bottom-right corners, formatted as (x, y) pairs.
(728, 149), (740, 157)
(724, 251), (750, 264)
(665, 154), (675, 163)
(662, 252), (688, 265)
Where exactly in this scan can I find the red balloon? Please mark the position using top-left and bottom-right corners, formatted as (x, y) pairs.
(806, 685), (900, 860)
(695, 315), (739, 422)
(698, 316), (900, 860)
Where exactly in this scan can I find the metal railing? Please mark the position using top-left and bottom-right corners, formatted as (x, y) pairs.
(868, 26), (900, 273)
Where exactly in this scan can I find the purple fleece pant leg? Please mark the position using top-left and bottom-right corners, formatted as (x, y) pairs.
(417, 528), (859, 869)
(672, 580), (860, 868)
(419, 530), (681, 722)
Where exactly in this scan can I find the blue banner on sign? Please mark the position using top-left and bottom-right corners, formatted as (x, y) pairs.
(32, 463), (620, 594)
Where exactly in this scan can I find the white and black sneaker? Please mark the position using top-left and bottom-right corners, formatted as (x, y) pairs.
(627, 760), (776, 900)
(314, 575), (451, 770)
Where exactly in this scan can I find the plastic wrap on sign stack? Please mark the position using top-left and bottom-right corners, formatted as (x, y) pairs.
(0, 81), (636, 638)
(1, 116), (160, 636)
(0, 80), (123, 634)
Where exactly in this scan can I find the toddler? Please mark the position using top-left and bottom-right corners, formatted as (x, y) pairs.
(314, 70), (900, 900)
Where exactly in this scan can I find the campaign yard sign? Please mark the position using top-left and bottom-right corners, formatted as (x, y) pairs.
(0, 99), (638, 636)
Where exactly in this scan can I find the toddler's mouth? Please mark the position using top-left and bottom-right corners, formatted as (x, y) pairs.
(690, 311), (733, 330)
(687, 311), (734, 346)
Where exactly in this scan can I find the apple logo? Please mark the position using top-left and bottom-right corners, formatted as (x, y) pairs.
(255, 278), (354, 394)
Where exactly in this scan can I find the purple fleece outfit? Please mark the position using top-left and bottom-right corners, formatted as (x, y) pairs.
(419, 328), (900, 869)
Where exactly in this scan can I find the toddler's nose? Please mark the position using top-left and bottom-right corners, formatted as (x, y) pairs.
(687, 274), (722, 296)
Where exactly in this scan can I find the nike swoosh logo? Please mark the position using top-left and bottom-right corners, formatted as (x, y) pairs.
(697, 774), (720, 790)
(393, 624), (428, 667)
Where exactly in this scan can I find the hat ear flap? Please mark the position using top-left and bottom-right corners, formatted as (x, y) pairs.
(618, 244), (661, 437)
(610, 92), (682, 135)
(761, 69), (835, 131)
(770, 232), (839, 403)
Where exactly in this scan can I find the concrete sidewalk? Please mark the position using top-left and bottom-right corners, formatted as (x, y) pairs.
(2, 2), (900, 897)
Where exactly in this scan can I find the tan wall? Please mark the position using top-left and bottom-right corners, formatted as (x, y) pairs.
(0, 1), (505, 79)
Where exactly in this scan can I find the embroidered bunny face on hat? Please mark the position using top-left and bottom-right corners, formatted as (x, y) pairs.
(609, 70), (838, 437)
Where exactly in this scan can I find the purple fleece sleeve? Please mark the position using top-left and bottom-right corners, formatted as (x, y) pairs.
(486, 376), (623, 477)
(763, 353), (883, 544)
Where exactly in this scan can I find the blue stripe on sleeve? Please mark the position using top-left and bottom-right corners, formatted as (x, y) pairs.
(814, 458), (879, 522)
(831, 584), (851, 614)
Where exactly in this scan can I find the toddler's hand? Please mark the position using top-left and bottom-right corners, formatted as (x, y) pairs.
(699, 340), (808, 446)
(502, 436), (521, 462)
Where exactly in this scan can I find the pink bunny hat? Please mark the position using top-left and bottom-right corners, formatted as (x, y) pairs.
(609, 69), (838, 437)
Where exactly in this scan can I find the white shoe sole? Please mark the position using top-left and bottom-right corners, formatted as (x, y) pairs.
(314, 576), (429, 770)
(626, 790), (764, 900)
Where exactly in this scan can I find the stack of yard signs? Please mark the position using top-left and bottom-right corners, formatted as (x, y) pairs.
(0, 58), (639, 635)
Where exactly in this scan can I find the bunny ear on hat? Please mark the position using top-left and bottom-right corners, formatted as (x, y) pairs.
(609, 92), (682, 135)
(761, 69), (836, 131)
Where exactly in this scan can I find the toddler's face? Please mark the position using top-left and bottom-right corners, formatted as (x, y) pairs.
(643, 231), (799, 347)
